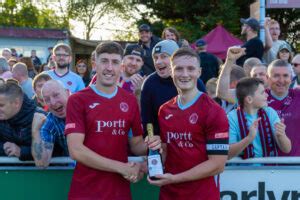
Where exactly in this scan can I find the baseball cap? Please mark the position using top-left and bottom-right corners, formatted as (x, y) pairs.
(124, 44), (144, 58)
(138, 24), (151, 32)
(240, 17), (260, 31)
(195, 39), (207, 47)
(152, 40), (179, 57)
(278, 43), (292, 52)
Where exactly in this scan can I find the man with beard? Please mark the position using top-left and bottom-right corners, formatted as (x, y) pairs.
(236, 18), (264, 66)
(138, 24), (160, 75)
(31, 80), (70, 168)
(44, 43), (85, 93)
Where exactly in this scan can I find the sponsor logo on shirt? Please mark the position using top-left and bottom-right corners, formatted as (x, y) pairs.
(189, 113), (198, 124)
(89, 103), (100, 109)
(120, 102), (129, 112)
(65, 123), (76, 129)
(165, 114), (173, 120)
(96, 119), (126, 135)
(166, 131), (193, 148)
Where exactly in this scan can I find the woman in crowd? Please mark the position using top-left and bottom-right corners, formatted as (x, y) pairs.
(276, 43), (293, 64)
(161, 27), (189, 47)
(75, 59), (90, 87)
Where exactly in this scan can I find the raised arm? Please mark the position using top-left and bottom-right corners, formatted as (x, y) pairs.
(216, 47), (245, 104)
(264, 17), (273, 51)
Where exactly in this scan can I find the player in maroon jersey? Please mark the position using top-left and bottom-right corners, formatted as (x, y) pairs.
(65, 41), (161, 200)
(148, 48), (229, 200)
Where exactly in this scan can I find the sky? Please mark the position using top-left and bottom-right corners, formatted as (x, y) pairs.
(45, 1), (148, 41)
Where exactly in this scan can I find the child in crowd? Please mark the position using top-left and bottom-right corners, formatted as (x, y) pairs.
(227, 77), (291, 159)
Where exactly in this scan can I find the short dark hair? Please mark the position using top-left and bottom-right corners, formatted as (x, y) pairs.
(236, 77), (264, 107)
(32, 73), (52, 90)
(0, 82), (23, 101)
(171, 47), (201, 67)
(95, 41), (123, 59)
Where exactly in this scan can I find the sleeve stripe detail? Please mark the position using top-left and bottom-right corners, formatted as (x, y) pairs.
(207, 139), (229, 144)
(207, 150), (228, 155)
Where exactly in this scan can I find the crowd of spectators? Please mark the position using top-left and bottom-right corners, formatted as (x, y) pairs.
(0, 16), (298, 168)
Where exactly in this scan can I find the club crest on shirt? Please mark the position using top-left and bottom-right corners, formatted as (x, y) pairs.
(189, 113), (198, 124)
(67, 81), (73, 86)
(120, 102), (129, 112)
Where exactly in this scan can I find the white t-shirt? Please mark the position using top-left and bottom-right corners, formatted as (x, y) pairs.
(263, 40), (287, 64)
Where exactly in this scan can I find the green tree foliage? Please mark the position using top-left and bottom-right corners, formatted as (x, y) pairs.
(133, 0), (256, 42)
(0, 0), (68, 29)
(267, 8), (300, 51)
(67, 0), (128, 40)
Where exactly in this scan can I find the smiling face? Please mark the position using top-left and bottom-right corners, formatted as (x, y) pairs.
(122, 55), (143, 76)
(171, 56), (201, 92)
(153, 52), (172, 78)
(42, 81), (69, 118)
(278, 49), (290, 62)
(95, 53), (122, 88)
(268, 66), (292, 97)
(164, 30), (177, 41)
(139, 30), (152, 44)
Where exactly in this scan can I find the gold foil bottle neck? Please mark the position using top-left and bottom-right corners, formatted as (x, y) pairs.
(146, 123), (154, 137)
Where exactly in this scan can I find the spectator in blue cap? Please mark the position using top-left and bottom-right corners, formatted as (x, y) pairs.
(195, 39), (220, 84)
(236, 17), (264, 67)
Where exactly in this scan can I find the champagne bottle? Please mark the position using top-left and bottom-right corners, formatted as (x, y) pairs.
(147, 123), (164, 180)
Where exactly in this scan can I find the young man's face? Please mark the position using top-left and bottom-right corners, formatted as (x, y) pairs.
(139, 31), (152, 43)
(122, 55), (143, 76)
(96, 53), (122, 88)
(0, 95), (20, 120)
(153, 52), (171, 78)
(268, 66), (291, 97)
(269, 23), (280, 41)
(53, 48), (72, 69)
(250, 67), (268, 86)
(251, 84), (268, 108)
(171, 56), (201, 92)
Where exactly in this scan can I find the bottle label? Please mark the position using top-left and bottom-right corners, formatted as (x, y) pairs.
(148, 154), (163, 177)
